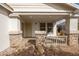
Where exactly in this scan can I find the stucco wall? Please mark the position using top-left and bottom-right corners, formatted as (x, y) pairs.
(0, 6), (10, 51)
(8, 18), (21, 32)
(70, 18), (79, 33)
(32, 22), (40, 37)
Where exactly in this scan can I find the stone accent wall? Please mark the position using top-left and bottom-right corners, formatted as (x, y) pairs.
(35, 31), (46, 45)
(69, 33), (79, 47)
(9, 31), (79, 49)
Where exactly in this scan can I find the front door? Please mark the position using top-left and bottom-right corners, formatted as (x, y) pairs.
(23, 22), (32, 37)
(47, 23), (53, 33)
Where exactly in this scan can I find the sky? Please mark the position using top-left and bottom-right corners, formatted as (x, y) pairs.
(75, 3), (79, 5)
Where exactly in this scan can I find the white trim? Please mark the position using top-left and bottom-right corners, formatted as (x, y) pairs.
(66, 3), (79, 9)
(9, 12), (69, 17)
(0, 3), (13, 12)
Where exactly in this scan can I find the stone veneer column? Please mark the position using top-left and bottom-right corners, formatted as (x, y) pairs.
(35, 31), (46, 55)
(9, 16), (22, 48)
(69, 17), (79, 47)
(66, 17), (79, 47)
(69, 33), (79, 47)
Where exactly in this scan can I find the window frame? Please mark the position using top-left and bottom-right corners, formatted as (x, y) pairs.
(39, 22), (53, 33)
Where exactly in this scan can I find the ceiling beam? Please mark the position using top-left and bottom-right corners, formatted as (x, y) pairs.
(9, 12), (70, 17)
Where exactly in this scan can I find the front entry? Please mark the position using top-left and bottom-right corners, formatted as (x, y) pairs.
(23, 22), (32, 37)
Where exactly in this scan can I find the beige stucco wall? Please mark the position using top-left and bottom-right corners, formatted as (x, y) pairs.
(8, 18), (21, 33)
(0, 6), (10, 51)
(32, 22), (40, 37)
(70, 18), (79, 33)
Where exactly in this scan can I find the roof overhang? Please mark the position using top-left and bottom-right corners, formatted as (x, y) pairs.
(66, 3), (79, 9)
(1, 3), (79, 17)
(1, 3), (77, 13)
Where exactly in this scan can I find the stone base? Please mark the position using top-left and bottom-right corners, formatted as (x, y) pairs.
(9, 34), (22, 48)
(69, 33), (79, 47)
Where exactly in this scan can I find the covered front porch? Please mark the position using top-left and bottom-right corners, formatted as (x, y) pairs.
(9, 12), (79, 47)
(16, 12), (70, 46)
(20, 14), (68, 37)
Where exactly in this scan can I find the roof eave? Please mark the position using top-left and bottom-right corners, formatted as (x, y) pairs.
(66, 3), (79, 9)
(0, 3), (13, 12)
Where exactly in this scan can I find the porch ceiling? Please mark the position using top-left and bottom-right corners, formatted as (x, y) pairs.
(20, 15), (67, 23)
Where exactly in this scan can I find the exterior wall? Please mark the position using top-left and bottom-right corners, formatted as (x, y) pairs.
(32, 19), (65, 37)
(23, 22), (39, 37)
(8, 18), (21, 33)
(0, 6), (10, 51)
(32, 22), (40, 37)
(23, 19), (65, 37)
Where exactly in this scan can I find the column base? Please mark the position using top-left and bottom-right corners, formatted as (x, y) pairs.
(9, 31), (22, 48)
(69, 33), (79, 47)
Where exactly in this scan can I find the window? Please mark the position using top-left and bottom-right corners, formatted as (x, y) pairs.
(40, 23), (53, 33)
(40, 23), (46, 31)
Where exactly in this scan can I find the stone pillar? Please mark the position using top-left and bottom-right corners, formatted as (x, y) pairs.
(69, 17), (79, 47)
(66, 17), (79, 47)
(35, 31), (46, 55)
(8, 16), (22, 48)
(69, 33), (79, 47)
